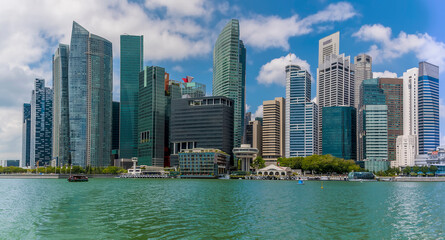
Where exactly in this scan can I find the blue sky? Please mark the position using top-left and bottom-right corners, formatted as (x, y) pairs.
(0, 0), (444, 159)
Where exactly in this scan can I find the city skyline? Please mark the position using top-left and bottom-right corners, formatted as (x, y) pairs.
(1, 0), (445, 160)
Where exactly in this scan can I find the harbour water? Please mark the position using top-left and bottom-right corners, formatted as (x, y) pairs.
(0, 179), (444, 239)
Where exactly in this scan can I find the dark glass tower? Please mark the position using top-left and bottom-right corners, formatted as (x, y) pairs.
(322, 106), (356, 160)
(21, 103), (31, 167)
(138, 66), (166, 166)
(120, 35), (143, 159)
(68, 21), (112, 167)
(52, 44), (70, 166)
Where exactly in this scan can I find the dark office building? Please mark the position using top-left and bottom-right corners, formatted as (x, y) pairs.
(379, 78), (403, 162)
(322, 106), (356, 160)
(170, 96), (234, 165)
(112, 101), (120, 160)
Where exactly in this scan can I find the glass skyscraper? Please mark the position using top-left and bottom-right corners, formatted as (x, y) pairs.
(360, 78), (388, 161)
(21, 103), (31, 167)
(120, 35), (143, 159)
(213, 19), (246, 149)
(322, 106), (356, 160)
(181, 82), (206, 98)
(52, 44), (70, 166)
(418, 61), (439, 154)
(138, 66), (166, 166)
(68, 21), (112, 167)
(285, 65), (318, 157)
(30, 79), (53, 167)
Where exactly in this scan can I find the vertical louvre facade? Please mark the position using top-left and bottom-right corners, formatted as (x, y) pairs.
(52, 44), (70, 166)
(213, 19), (246, 149)
(138, 66), (166, 166)
(262, 97), (285, 164)
(120, 35), (143, 159)
(317, 53), (355, 154)
(418, 61), (439, 154)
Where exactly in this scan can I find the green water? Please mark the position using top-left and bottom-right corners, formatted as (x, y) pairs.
(0, 179), (444, 239)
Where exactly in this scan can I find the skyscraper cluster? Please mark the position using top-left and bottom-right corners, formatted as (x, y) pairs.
(21, 20), (439, 173)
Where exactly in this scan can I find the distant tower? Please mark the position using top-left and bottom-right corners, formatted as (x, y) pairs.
(262, 97), (285, 165)
(285, 64), (318, 157)
(354, 54), (372, 110)
(52, 44), (70, 167)
(21, 103), (31, 167)
(418, 61), (439, 153)
(213, 19), (246, 149)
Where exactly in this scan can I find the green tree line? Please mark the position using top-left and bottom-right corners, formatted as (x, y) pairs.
(278, 154), (360, 174)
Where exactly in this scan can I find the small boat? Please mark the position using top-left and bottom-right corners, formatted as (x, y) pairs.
(297, 180), (304, 185)
(68, 175), (88, 182)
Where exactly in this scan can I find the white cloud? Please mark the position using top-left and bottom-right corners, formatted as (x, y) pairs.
(240, 2), (357, 50)
(172, 65), (184, 72)
(245, 104), (251, 112)
(0, 108), (22, 160)
(257, 53), (311, 86)
(440, 98), (445, 119)
(353, 24), (445, 72)
(373, 70), (398, 78)
(251, 105), (263, 120)
(145, 0), (224, 18)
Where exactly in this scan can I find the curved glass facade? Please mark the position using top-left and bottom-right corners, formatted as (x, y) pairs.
(69, 22), (112, 167)
(213, 19), (245, 149)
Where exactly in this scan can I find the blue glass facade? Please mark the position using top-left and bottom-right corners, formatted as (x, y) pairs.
(322, 106), (356, 160)
(418, 62), (439, 154)
(285, 65), (318, 157)
(52, 44), (70, 166)
(30, 79), (53, 167)
(360, 79), (388, 161)
(120, 35), (143, 159)
(68, 22), (113, 167)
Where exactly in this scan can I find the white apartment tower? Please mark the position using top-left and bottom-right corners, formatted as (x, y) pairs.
(394, 67), (419, 168)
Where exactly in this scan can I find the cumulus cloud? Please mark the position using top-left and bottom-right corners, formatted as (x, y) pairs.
(251, 105), (263, 120)
(373, 70), (398, 78)
(257, 53), (311, 86)
(240, 2), (357, 50)
(0, 108), (22, 160)
(245, 104), (251, 112)
(353, 24), (445, 72)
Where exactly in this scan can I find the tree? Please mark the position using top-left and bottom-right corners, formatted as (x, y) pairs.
(251, 156), (265, 170)
(402, 167), (411, 176)
(429, 165), (438, 173)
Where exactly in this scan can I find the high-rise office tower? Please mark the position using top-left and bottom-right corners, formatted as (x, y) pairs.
(378, 78), (403, 162)
(112, 101), (120, 153)
(360, 79), (388, 161)
(165, 77), (182, 167)
(30, 78), (53, 167)
(403, 68), (419, 137)
(354, 54), (372, 110)
(317, 53), (355, 154)
(285, 65), (318, 157)
(243, 112), (252, 144)
(322, 106), (356, 160)
(394, 68), (419, 167)
(318, 32), (339, 66)
(262, 97), (285, 165)
(138, 66), (166, 166)
(244, 119), (263, 156)
(213, 19), (246, 149)
(68, 21), (112, 167)
(120, 35), (143, 159)
(52, 44), (70, 167)
(21, 103), (31, 167)
(418, 62), (439, 154)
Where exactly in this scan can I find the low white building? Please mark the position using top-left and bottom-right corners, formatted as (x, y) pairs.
(394, 135), (417, 168)
(257, 164), (292, 176)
